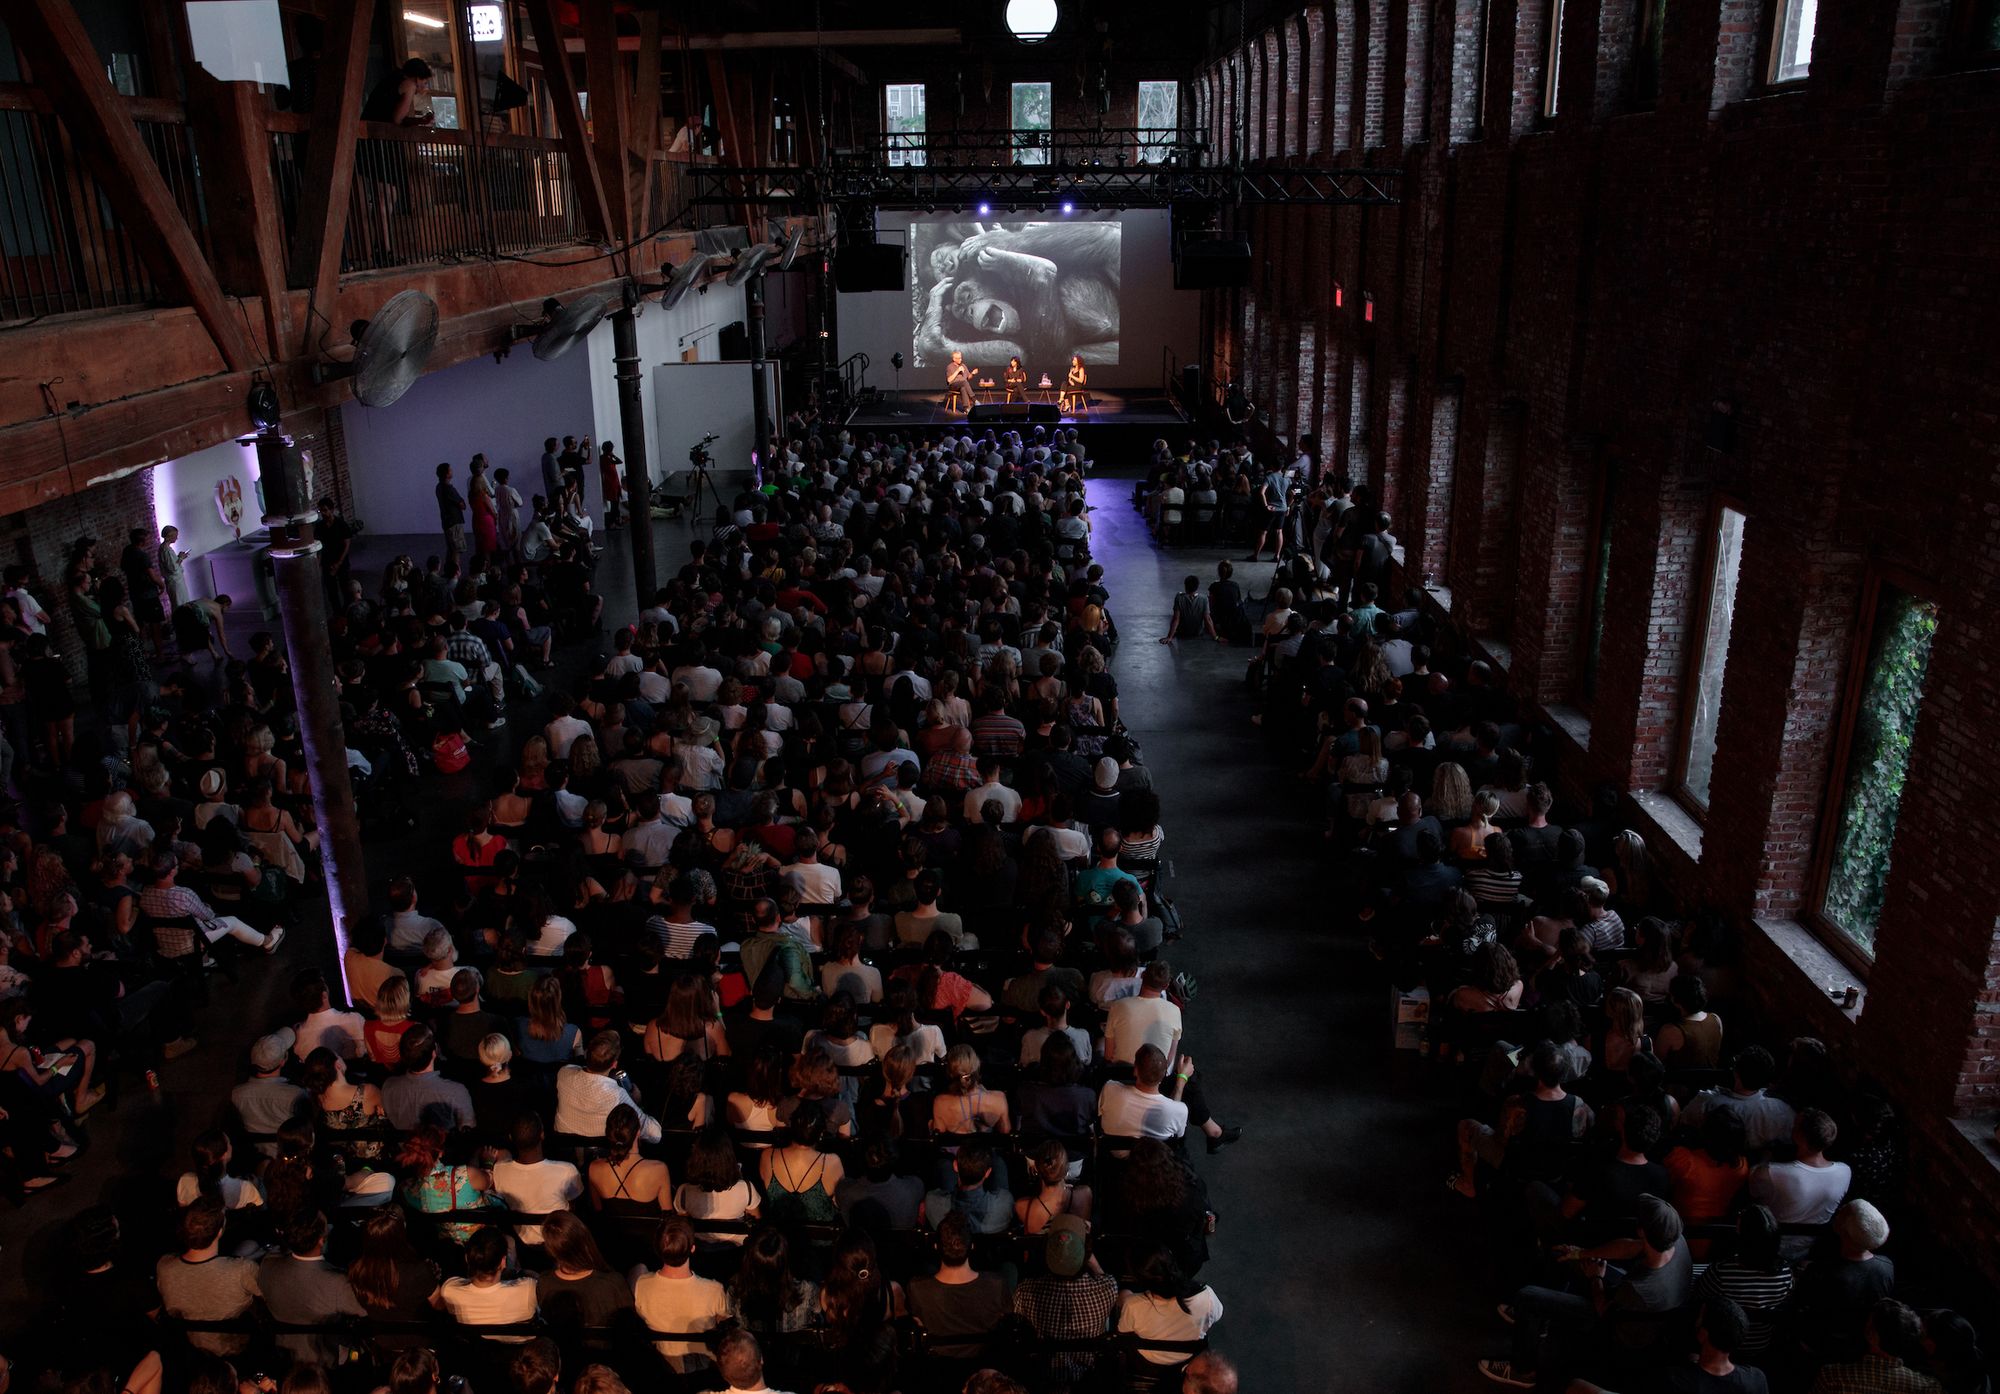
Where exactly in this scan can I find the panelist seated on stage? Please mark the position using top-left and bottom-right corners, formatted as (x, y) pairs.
(945, 350), (977, 410)
(1004, 357), (1028, 403)
(1060, 354), (1088, 410)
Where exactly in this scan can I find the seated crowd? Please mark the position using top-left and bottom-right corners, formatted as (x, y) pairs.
(1, 418), (1248, 1394)
(1177, 475), (1989, 1394)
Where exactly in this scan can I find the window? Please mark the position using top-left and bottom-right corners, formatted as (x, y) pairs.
(1137, 80), (1178, 164)
(1577, 460), (1619, 704)
(1629, 0), (1665, 109)
(397, 1), (461, 128)
(1769, 0), (1818, 83)
(1814, 582), (1938, 958)
(1956, 0), (2000, 54)
(884, 83), (926, 167)
(1541, 0), (1566, 119)
(1678, 505), (1747, 810)
(1012, 81), (1052, 165)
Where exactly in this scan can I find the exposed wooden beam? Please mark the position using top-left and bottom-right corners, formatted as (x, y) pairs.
(184, 77), (294, 356)
(285, 0), (373, 358)
(629, 7), (663, 236)
(524, 0), (619, 253)
(8, 0), (256, 374)
(581, 0), (631, 245)
(565, 28), (952, 55)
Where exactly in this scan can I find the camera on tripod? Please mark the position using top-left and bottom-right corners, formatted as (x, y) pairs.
(688, 432), (720, 471)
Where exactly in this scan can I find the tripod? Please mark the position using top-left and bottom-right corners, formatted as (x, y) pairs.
(686, 462), (725, 531)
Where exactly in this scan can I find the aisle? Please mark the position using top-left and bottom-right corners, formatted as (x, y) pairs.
(1083, 479), (1488, 1392)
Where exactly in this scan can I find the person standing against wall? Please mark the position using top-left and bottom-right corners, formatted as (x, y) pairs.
(157, 526), (190, 611)
(435, 462), (466, 573)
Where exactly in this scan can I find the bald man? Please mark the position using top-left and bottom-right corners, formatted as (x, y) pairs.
(1184, 1352), (1238, 1394)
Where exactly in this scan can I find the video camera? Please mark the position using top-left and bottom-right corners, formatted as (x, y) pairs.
(688, 432), (720, 470)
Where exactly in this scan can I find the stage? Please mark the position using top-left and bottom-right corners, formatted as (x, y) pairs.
(843, 386), (1190, 431)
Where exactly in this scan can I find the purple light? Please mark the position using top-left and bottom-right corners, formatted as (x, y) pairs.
(1061, 201), (1074, 214)
(977, 202), (991, 216)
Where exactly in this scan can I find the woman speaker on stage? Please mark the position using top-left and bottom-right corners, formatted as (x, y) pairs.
(1004, 356), (1027, 404)
(1061, 354), (1088, 413)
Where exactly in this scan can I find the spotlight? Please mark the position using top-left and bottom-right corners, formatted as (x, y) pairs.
(1061, 201), (1074, 214)
(977, 201), (991, 216)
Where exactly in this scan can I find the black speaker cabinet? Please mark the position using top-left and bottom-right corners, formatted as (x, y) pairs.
(1174, 235), (1253, 289)
(969, 402), (1062, 424)
(833, 243), (907, 292)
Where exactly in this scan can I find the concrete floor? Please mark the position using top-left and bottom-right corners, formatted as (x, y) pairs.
(0, 484), (1496, 1390)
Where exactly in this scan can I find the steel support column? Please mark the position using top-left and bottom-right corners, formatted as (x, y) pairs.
(255, 434), (367, 996)
(611, 305), (657, 608)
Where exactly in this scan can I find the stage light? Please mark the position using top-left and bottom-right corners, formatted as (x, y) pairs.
(1006, 0), (1058, 43)
(977, 201), (991, 216)
(1061, 201), (1074, 214)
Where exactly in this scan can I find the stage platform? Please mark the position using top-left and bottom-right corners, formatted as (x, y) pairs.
(844, 386), (1189, 431)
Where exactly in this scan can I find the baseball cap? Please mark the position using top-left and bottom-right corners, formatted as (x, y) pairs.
(1093, 758), (1119, 792)
(250, 1028), (297, 1072)
(1044, 1213), (1088, 1276)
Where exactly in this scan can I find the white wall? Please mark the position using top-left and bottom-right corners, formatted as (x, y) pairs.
(835, 210), (1197, 390)
(149, 437), (262, 562)
(584, 282), (758, 484)
(338, 340), (594, 534)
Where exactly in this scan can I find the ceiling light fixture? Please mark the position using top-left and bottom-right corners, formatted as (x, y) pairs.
(1005, 0), (1059, 43)
(402, 10), (448, 30)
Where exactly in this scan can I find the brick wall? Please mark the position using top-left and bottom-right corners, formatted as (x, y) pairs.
(1202, 0), (2000, 1279)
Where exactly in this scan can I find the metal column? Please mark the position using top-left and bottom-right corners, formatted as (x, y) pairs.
(255, 433), (368, 995)
(747, 274), (772, 473)
(611, 304), (657, 608)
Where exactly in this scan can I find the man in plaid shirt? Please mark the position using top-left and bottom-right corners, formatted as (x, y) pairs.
(923, 724), (982, 794)
(1012, 1215), (1118, 1388)
(139, 857), (282, 956)
(444, 611), (507, 707)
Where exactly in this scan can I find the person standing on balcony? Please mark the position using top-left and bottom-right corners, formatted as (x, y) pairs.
(362, 58), (434, 127)
(436, 462), (467, 573)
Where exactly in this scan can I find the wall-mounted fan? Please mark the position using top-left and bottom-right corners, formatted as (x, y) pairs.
(727, 243), (776, 287)
(313, 289), (438, 407)
(661, 253), (724, 311)
(531, 293), (609, 361)
(776, 223), (805, 271)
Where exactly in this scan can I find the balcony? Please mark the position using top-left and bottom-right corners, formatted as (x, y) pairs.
(267, 115), (587, 278)
(0, 85), (594, 325)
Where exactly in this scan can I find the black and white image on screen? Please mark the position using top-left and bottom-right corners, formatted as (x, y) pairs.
(910, 216), (1122, 371)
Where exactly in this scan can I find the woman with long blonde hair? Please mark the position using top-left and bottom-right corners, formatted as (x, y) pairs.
(1429, 761), (1474, 823)
(1601, 986), (1651, 1078)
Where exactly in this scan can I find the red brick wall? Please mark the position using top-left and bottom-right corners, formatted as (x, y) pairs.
(1202, 0), (2000, 1275)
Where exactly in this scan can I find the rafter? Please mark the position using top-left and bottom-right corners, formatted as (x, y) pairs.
(284, 0), (373, 356)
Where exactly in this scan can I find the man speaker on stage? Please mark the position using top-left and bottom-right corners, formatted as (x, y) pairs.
(946, 350), (976, 413)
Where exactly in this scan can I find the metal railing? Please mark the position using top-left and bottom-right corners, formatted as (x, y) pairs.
(268, 118), (587, 278)
(0, 95), (209, 324)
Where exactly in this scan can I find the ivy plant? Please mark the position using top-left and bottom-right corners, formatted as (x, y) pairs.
(1823, 590), (1938, 953)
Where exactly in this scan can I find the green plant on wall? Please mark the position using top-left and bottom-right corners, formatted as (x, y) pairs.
(1822, 589), (1938, 953)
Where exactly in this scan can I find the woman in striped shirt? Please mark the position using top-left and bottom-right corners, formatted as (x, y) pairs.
(1693, 1205), (1795, 1357)
(1463, 833), (1524, 910)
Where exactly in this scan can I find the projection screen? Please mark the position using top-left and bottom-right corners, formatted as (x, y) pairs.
(908, 215), (1122, 370)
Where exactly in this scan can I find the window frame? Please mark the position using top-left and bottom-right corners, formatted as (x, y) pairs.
(1765, 0), (1818, 86)
(1803, 564), (1942, 976)
(1540, 0), (1566, 121)
(882, 82), (928, 167)
(1010, 80), (1054, 166)
(1950, 0), (2000, 62)
(1671, 495), (1750, 821)
(1575, 457), (1619, 708)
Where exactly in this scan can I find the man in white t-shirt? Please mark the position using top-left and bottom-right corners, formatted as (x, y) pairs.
(1098, 1045), (1189, 1141)
(1747, 1108), (1852, 1249)
(672, 658), (724, 703)
(1103, 962), (1183, 1065)
(438, 1229), (538, 1342)
(490, 1114), (582, 1247)
(633, 1216), (728, 1371)
(962, 762), (1022, 823)
(544, 698), (591, 758)
(291, 970), (366, 1061)
(779, 829), (842, 904)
